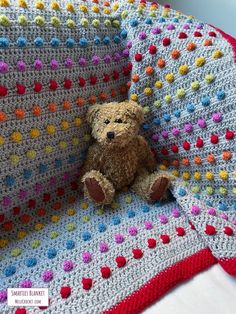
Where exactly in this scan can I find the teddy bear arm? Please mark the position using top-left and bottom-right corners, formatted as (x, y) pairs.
(81, 144), (102, 175)
(137, 136), (157, 172)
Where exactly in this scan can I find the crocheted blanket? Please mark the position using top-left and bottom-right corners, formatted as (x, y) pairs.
(0, 1), (235, 314)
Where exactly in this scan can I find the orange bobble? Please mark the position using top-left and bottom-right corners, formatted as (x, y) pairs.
(15, 108), (25, 119)
(132, 73), (139, 82)
(76, 97), (85, 107)
(48, 102), (57, 112)
(194, 156), (202, 165)
(182, 158), (190, 166)
(222, 150), (232, 161)
(126, 81), (131, 89)
(89, 95), (97, 104)
(157, 58), (165, 68)
(162, 159), (169, 167)
(53, 202), (62, 210)
(111, 89), (117, 97)
(2, 221), (13, 232)
(0, 111), (7, 122)
(103, 1), (110, 6)
(68, 196), (76, 204)
(172, 159), (179, 167)
(204, 39), (213, 46)
(37, 208), (46, 217)
(92, 0), (99, 3)
(63, 100), (71, 110)
(171, 49), (180, 59)
(21, 214), (31, 224)
(207, 153), (215, 163)
(32, 105), (42, 116)
(100, 92), (108, 101)
(186, 42), (196, 51)
(145, 66), (154, 75)
(120, 85), (127, 94)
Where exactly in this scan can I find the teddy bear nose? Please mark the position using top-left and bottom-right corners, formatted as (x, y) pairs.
(107, 131), (115, 139)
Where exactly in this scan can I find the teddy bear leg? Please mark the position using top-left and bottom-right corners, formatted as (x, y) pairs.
(131, 169), (170, 202)
(82, 170), (115, 205)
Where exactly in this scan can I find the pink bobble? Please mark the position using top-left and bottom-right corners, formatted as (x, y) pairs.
(172, 208), (180, 218)
(127, 40), (132, 49)
(19, 190), (28, 200)
(35, 183), (43, 193)
(184, 123), (193, 133)
(64, 58), (73, 68)
(16, 60), (26, 71)
(220, 213), (228, 220)
(33, 59), (43, 70)
(63, 172), (69, 181)
(212, 112), (222, 123)
(128, 226), (138, 236)
(113, 52), (121, 62)
(2, 196), (12, 207)
(207, 208), (216, 216)
(233, 219), (236, 225)
(114, 234), (124, 243)
(138, 32), (147, 40)
(63, 260), (73, 272)
(82, 252), (92, 263)
(161, 130), (168, 139)
(159, 215), (168, 224)
(144, 221), (153, 230)
(191, 205), (201, 215)
(122, 48), (129, 57)
(79, 57), (87, 66)
(103, 54), (111, 64)
(0, 61), (9, 73)
(19, 280), (32, 288)
(197, 118), (206, 128)
(41, 270), (53, 282)
(50, 59), (59, 70)
(0, 290), (7, 303)
(172, 128), (180, 136)
(99, 242), (108, 252)
(49, 176), (57, 186)
(92, 55), (100, 65)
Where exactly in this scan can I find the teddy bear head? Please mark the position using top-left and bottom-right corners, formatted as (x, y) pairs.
(86, 100), (144, 147)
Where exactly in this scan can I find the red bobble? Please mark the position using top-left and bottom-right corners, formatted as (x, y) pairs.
(60, 286), (71, 299)
(149, 45), (157, 54)
(103, 74), (110, 82)
(160, 234), (170, 244)
(163, 37), (171, 46)
(90, 76), (97, 85)
(161, 147), (168, 155)
(223, 226), (233, 236)
(196, 137), (204, 148)
(176, 227), (185, 236)
(57, 187), (65, 196)
(225, 129), (234, 140)
(132, 248), (143, 259)
(210, 134), (219, 144)
(189, 221), (196, 230)
(0, 85), (8, 96)
(16, 84), (26, 95)
(209, 31), (217, 37)
(135, 53), (143, 62)
(101, 267), (111, 278)
(49, 80), (58, 90)
(2, 220), (13, 231)
(38, 299), (50, 310)
(178, 32), (188, 39)
(171, 144), (179, 153)
(205, 224), (216, 235)
(43, 193), (51, 202)
(78, 77), (86, 87)
(127, 62), (132, 71)
(147, 238), (156, 248)
(0, 213), (5, 222)
(194, 31), (202, 37)
(115, 256), (126, 268)
(64, 79), (72, 89)
(183, 141), (190, 150)
(112, 71), (119, 80)
(70, 181), (78, 190)
(13, 206), (21, 215)
(123, 66), (130, 76)
(34, 82), (42, 92)
(15, 309), (26, 314)
(82, 278), (92, 290)
(28, 199), (36, 209)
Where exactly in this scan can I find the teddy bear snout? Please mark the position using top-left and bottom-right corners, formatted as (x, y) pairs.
(107, 131), (115, 139)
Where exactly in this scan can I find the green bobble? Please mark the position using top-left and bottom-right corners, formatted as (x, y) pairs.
(154, 100), (161, 108)
(191, 81), (200, 91)
(191, 186), (200, 193)
(219, 186), (227, 195)
(164, 95), (172, 104)
(0, 15), (11, 26)
(125, 195), (133, 204)
(66, 19), (76, 28)
(82, 215), (90, 223)
(51, 16), (60, 27)
(205, 74), (215, 84)
(34, 16), (45, 27)
(18, 15), (28, 26)
(81, 18), (89, 27)
(233, 187), (236, 195)
(137, 8), (144, 15)
(11, 248), (22, 257)
(206, 186), (214, 195)
(104, 19), (111, 27)
(143, 106), (150, 114)
(92, 19), (100, 28)
(84, 134), (91, 142)
(31, 239), (41, 249)
(67, 223), (76, 231)
(176, 88), (186, 99)
(50, 231), (59, 239)
(96, 208), (104, 216)
(149, 11), (156, 17)
(121, 10), (128, 19)
(112, 19), (120, 28)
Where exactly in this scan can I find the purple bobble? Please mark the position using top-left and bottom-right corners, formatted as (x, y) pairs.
(103, 54), (112, 64)
(33, 59), (43, 70)
(161, 130), (169, 139)
(128, 226), (138, 236)
(2, 196), (12, 207)
(41, 270), (53, 282)
(49, 176), (56, 186)
(151, 133), (159, 142)
(220, 213), (228, 220)
(172, 128), (180, 136)
(35, 183), (43, 193)
(50, 59), (59, 70)
(16, 60), (26, 71)
(82, 252), (92, 263)
(65, 58), (73, 68)
(167, 24), (175, 30)
(126, 40), (132, 49)
(144, 221), (153, 230)
(0, 61), (9, 73)
(197, 118), (206, 128)
(138, 31), (147, 40)
(184, 123), (193, 133)
(115, 234), (124, 243)
(99, 242), (108, 252)
(92, 55), (100, 65)
(207, 208), (216, 216)
(183, 24), (190, 30)
(152, 27), (161, 34)
(79, 57), (87, 66)
(19, 189), (28, 200)
(113, 52), (121, 62)
(63, 260), (73, 272)
(0, 290), (7, 303)
(172, 208), (180, 218)
(122, 48), (129, 57)
(19, 280), (32, 288)
(191, 205), (201, 215)
(159, 215), (168, 224)
(212, 112), (222, 123)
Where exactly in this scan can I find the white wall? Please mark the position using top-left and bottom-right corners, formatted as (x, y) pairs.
(158, 0), (236, 37)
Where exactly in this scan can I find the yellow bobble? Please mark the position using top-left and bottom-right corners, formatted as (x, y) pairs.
(31, 239), (41, 249)
(219, 187), (227, 195)
(50, 231), (59, 239)
(205, 171), (214, 180)
(172, 169), (179, 177)
(10, 154), (20, 165)
(0, 15), (11, 26)
(17, 230), (27, 239)
(34, 16), (45, 27)
(0, 135), (5, 145)
(159, 164), (167, 171)
(46, 124), (56, 134)
(155, 81), (163, 89)
(103, 8), (111, 15)
(92, 5), (99, 13)
(80, 4), (88, 13)
(176, 88), (186, 99)
(35, 223), (44, 231)
(182, 172), (190, 180)
(0, 0), (10, 7)
(59, 141), (67, 149)
(18, 0), (27, 8)
(144, 87), (152, 96)
(18, 15), (28, 26)
(233, 187), (236, 195)
(194, 172), (201, 180)
(191, 81), (200, 91)
(0, 239), (9, 248)
(130, 93), (138, 101)
(51, 1), (60, 10)
(51, 215), (60, 223)
(205, 74), (215, 84)
(66, 223), (76, 231)
(112, 2), (119, 11)
(179, 65), (189, 75)
(192, 186), (200, 193)
(35, 0), (44, 9)
(82, 215), (90, 223)
(11, 248), (22, 257)
(30, 128), (40, 138)
(51, 16), (60, 27)
(143, 106), (150, 114)
(66, 19), (76, 28)
(219, 170), (228, 180)
(212, 50), (223, 59)
(127, 0), (135, 3)
(67, 208), (75, 216)
(111, 202), (119, 209)
(96, 208), (104, 216)
(26, 149), (36, 159)
(164, 95), (172, 104)
(81, 202), (88, 209)
(66, 3), (74, 12)
(11, 131), (22, 143)
(165, 73), (174, 83)
(195, 57), (205, 67)
(72, 137), (79, 146)
(154, 100), (161, 108)
(61, 120), (69, 130)
(44, 145), (53, 154)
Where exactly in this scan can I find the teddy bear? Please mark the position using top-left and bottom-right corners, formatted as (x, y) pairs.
(81, 100), (171, 205)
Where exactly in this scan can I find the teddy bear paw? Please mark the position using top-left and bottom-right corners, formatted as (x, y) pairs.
(84, 177), (106, 203)
(149, 176), (170, 201)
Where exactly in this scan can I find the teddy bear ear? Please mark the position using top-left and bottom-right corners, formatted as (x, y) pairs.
(125, 100), (144, 124)
(86, 105), (101, 125)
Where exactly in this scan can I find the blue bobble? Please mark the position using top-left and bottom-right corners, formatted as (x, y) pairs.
(51, 37), (60, 47)
(4, 176), (15, 187)
(120, 29), (127, 39)
(112, 216), (121, 225)
(66, 240), (75, 249)
(142, 123), (150, 130)
(218, 202), (228, 211)
(82, 231), (91, 241)
(66, 38), (75, 48)
(103, 36), (110, 45)
(163, 113), (171, 122)
(205, 200), (213, 206)
(187, 19), (193, 23)
(158, 17), (166, 23)
(145, 18), (153, 25)
(216, 90), (226, 100)
(194, 194), (200, 199)
(23, 169), (32, 179)
(141, 205), (150, 213)
(98, 223), (106, 232)
(233, 202), (236, 210)
(187, 103), (195, 113)
(130, 19), (138, 27)
(174, 110), (181, 118)
(201, 96), (210, 106)
(55, 159), (62, 169)
(47, 248), (57, 259)
(153, 117), (161, 125)
(4, 265), (16, 277)
(25, 257), (37, 267)
(16, 37), (27, 47)
(173, 18), (179, 23)
(94, 36), (101, 45)
(127, 210), (135, 218)
(155, 200), (162, 207)
(39, 163), (47, 174)
(113, 35), (121, 44)
(34, 37), (44, 47)
(68, 155), (77, 164)
(178, 188), (186, 196)
(79, 37), (88, 47)
(0, 37), (9, 48)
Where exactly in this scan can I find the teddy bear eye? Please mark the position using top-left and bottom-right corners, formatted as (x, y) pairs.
(115, 118), (123, 123)
(104, 119), (110, 124)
